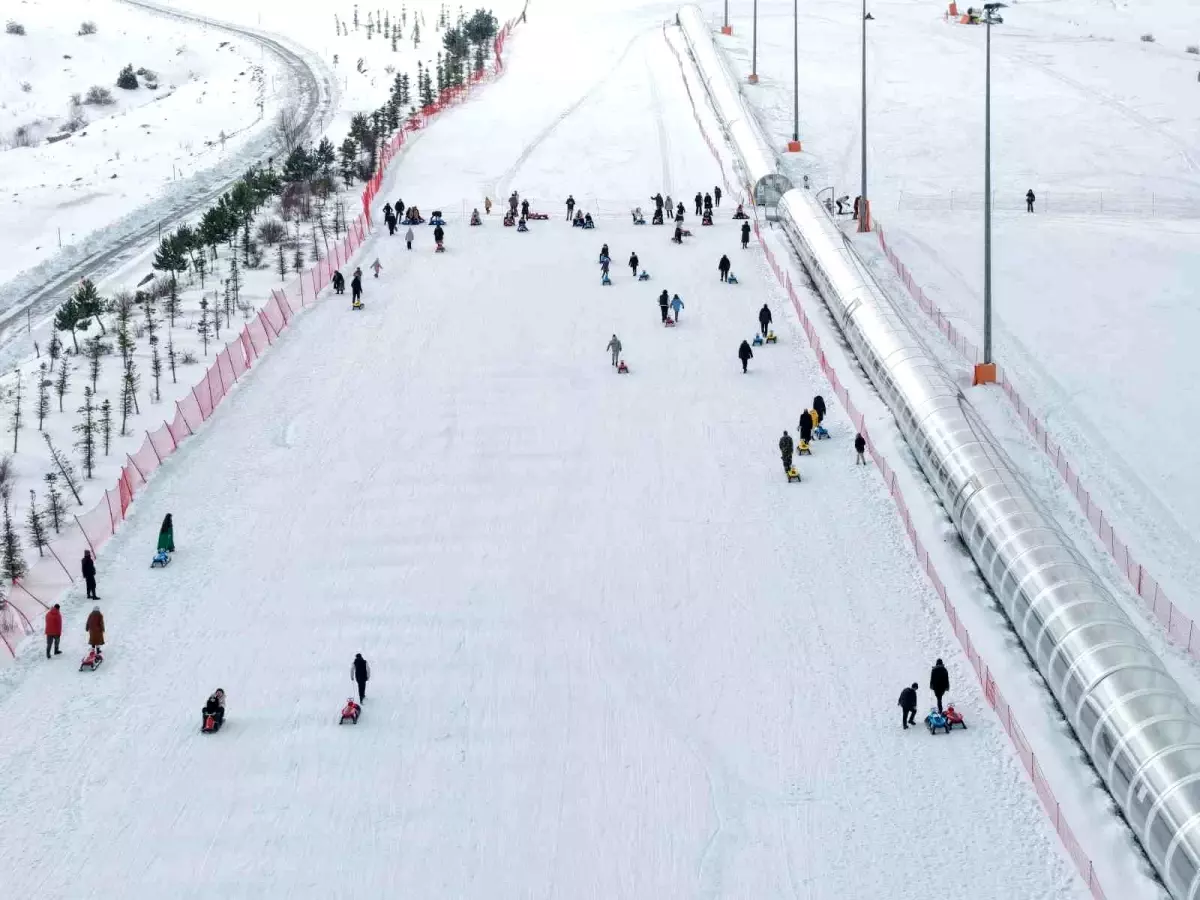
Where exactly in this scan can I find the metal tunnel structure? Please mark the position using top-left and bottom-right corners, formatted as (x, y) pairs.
(675, 6), (1200, 897)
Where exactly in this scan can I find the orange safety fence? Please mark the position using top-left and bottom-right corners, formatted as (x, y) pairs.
(663, 19), (1109, 899)
(1, 17), (518, 656)
(874, 222), (1197, 662)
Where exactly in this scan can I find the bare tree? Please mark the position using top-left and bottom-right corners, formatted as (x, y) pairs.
(276, 107), (305, 154)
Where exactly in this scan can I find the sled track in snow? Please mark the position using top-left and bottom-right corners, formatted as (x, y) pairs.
(0, 0), (336, 369)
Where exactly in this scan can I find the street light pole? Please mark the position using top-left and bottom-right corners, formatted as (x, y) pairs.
(787, 0), (801, 151)
(749, 0), (759, 83)
(974, 2), (1006, 385)
(722, 0), (732, 35)
(859, 1), (873, 231)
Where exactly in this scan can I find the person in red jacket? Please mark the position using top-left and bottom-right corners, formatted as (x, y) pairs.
(45, 603), (63, 658)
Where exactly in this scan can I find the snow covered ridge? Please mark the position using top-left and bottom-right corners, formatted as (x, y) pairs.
(0, 15), (519, 661)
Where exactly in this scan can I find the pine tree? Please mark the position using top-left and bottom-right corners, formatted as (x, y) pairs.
(71, 278), (106, 335)
(338, 137), (358, 186)
(167, 333), (178, 385)
(75, 386), (97, 479)
(54, 297), (84, 353)
(197, 299), (211, 356)
(45, 434), (82, 504)
(9, 370), (22, 453)
(49, 333), (62, 367)
(86, 335), (104, 392)
(54, 358), (69, 412)
(26, 490), (48, 557)
(293, 245), (305, 274)
(42, 473), (65, 533)
(1, 492), (27, 582)
(277, 243), (287, 280)
(120, 355), (141, 435)
(195, 254), (207, 289)
(153, 235), (187, 327)
(149, 336), (163, 402)
(413, 19), (421, 46)
(210, 289), (222, 341)
(228, 248), (242, 314)
(36, 361), (49, 431)
(100, 398), (113, 455)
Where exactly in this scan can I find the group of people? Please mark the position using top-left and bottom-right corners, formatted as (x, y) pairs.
(898, 659), (952, 729)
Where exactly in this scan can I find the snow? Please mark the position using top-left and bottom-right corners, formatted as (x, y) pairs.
(0, 2), (1094, 896)
(707, 0), (1200, 630)
(0, 0), (284, 287)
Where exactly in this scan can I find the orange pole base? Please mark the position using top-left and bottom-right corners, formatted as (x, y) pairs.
(973, 363), (997, 385)
(748, 73), (759, 84)
(721, 25), (733, 34)
(787, 140), (802, 153)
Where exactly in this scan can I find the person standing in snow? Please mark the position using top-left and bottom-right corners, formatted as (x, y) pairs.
(521, 198), (530, 219)
(694, 192), (703, 216)
(714, 185), (722, 207)
(384, 208), (397, 236)
(157, 514), (175, 554)
(606, 334), (622, 367)
(738, 340), (753, 373)
(670, 294), (683, 322)
(350, 271), (363, 305)
(86, 606), (105, 652)
(566, 195), (575, 220)
(1026, 189), (1036, 213)
(779, 431), (794, 473)
(395, 198), (405, 219)
(509, 192), (519, 216)
(676, 201), (685, 221)
(758, 303), (772, 337)
(371, 259), (383, 278)
(651, 193), (664, 216)
(741, 221), (751, 249)
(703, 192), (713, 213)
(601, 255), (610, 276)
(929, 659), (950, 713)
(898, 682), (918, 729)
(718, 255), (732, 282)
(82, 549), (98, 600)
(628, 252), (639, 277)
(433, 224), (445, 248)
(45, 603), (63, 658)
(854, 432), (867, 465)
(484, 197), (493, 215)
(352, 653), (371, 702)
(798, 409), (813, 443)
(658, 290), (670, 323)
(813, 395), (827, 423)
(331, 270), (345, 294)
(405, 226), (415, 250)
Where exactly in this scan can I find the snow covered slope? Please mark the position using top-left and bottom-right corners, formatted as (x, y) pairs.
(0, 2), (1093, 896)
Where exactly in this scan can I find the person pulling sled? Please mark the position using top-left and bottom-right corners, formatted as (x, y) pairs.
(331, 270), (345, 294)
(628, 252), (639, 277)
(202, 689), (226, 733)
(352, 653), (371, 701)
(433, 224), (446, 252)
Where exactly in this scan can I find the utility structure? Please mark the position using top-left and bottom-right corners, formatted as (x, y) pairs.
(974, 1), (1007, 385)
(748, 0), (759, 83)
(722, 0), (732, 34)
(787, 0), (802, 151)
(858, 0), (874, 230)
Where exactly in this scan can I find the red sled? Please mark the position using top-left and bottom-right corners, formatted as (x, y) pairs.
(617, 360), (629, 374)
(944, 705), (967, 729)
(339, 699), (361, 724)
(79, 648), (103, 671)
(435, 242), (445, 253)
(664, 317), (675, 327)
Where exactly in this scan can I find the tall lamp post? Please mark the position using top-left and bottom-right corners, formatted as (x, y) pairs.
(749, 0), (759, 83)
(787, 0), (801, 151)
(974, 1), (1006, 386)
(858, 1), (874, 230)
(722, 0), (732, 35)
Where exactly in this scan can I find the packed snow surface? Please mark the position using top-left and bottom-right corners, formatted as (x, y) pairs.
(0, 1), (1091, 896)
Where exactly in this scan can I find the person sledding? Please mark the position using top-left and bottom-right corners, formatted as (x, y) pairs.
(732, 203), (748, 220)
(433, 224), (445, 251)
(573, 210), (585, 228)
(631, 207), (646, 225)
(202, 689), (226, 732)
(583, 212), (595, 229)
(517, 216), (530, 232)
(470, 208), (482, 226)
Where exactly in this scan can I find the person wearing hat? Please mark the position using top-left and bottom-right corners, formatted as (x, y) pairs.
(45, 603), (63, 658)
(85, 606), (105, 652)
(930, 658), (950, 714)
(352, 653), (371, 702)
(898, 682), (919, 729)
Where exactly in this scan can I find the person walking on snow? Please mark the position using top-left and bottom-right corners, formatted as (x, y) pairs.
(566, 195), (575, 220)
(670, 294), (684, 322)
(521, 198), (530, 219)
(350, 271), (363, 304)
(714, 185), (722, 207)
(758, 303), (772, 337)
(854, 432), (867, 465)
(384, 209), (397, 236)
(651, 193), (664, 215)
(658, 290), (670, 323)
(930, 658), (950, 713)
(741, 221), (751, 249)
(433, 225), (445, 248)
(86, 606), (105, 652)
(405, 226), (415, 250)
(395, 198), (405, 219)
(628, 252), (639, 277)
(798, 409), (813, 443)
(157, 514), (175, 554)
(718, 255), (732, 282)
(371, 259), (383, 278)
(45, 603), (62, 658)
(898, 682), (918, 729)
(1026, 189), (1036, 213)
(704, 192), (713, 212)
(813, 395), (827, 423)
(82, 549), (98, 600)
(352, 653), (371, 702)
(601, 255), (610, 276)
(738, 339), (753, 373)
(676, 201), (685, 221)
(484, 197), (493, 215)
(331, 270), (345, 294)
(606, 334), (623, 367)
(694, 192), (703, 216)
(779, 431), (794, 473)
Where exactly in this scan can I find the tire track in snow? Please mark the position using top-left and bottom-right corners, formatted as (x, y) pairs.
(645, 43), (674, 196)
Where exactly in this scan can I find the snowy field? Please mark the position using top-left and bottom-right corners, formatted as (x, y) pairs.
(0, 0), (283, 287)
(708, 0), (1200, 623)
(0, 1), (1092, 896)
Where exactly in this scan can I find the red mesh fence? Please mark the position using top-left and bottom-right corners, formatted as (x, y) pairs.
(875, 222), (1195, 665)
(661, 22), (1108, 896)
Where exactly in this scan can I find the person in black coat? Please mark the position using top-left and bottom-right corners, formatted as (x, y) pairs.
(741, 220), (751, 249)
(779, 431), (794, 472)
(521, 198), (530, 218)
(854, 433), (867, 464)
(350, 272), (363, 302)
(351, 653), (371, 701)
(930, 659), (950, 713)
(714, 185), (722, 207)
(813, 395), (827, 422)
(396, 198), (405, 219)
(738, 340), (753, 373)
(81, 549), (98, 600)
(676, 201), (685, 221)
(433, 224), (445, 246)
(673, 225), (683, 244)
(331, 270), (345, 294)
(704, 192), (713, 212)
(694, 192), (703, 215)
(652, 193), (664, 214)
(658, 289), (670, 323)
(718, 255), (732, 282)
(628, 252), (639, 277)
(899, 682), (918, 729)
(758, 303), (772, 336)
(798, 409), (813, 443)
(1026, 189), (1036, 213)
(385, 210), (397, 236)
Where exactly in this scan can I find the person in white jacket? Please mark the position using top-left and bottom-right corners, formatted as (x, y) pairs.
(404, 227), (415, 250)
